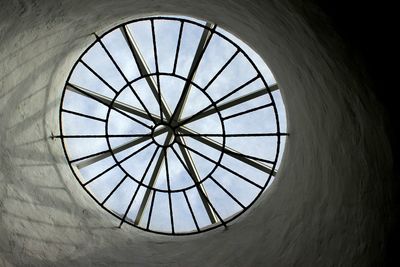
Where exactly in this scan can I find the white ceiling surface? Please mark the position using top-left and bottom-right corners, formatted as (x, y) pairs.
(0, 0), (391, 266)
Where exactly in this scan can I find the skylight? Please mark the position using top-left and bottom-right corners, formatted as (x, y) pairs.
(57, 16), (287, 235)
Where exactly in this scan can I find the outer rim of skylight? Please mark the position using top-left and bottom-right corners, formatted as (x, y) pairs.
(58, 15), (284, 235)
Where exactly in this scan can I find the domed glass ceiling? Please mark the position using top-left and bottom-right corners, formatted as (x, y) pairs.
(57, 15), (287, 235)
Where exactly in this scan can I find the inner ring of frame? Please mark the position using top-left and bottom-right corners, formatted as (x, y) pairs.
(105, 73), (226, 192)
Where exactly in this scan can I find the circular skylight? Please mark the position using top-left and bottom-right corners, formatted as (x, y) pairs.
(58, 16), (287, 235)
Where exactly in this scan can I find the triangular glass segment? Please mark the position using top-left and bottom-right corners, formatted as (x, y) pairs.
(70, 63), (115, 98)
(63, 89), (109, 120)
(154, 20), (181, 73)
(202, 178), (242, 219)
(216, 27), (276, 85)
(168, 149), (195, 190)
(160, 75), (184, 114)
(206, 53), (258, 100)
(82, 43), (126, 91)
(62, 112), (104, 136)
(127, 21), (156, 73)
(104, 178), (138, 217)
(64, 137), (108, 161)
(224, 106), (277, 134)
(102, 29), (141, 82)
(225, 136), (277, 163)
(149, 192), (172, 233)
(107, 108), (150, 135)
(87, 172), (126, 203)
(212, 169), (261, 207)
(171, 192), (198, 233)
(120, 144), (158, 181)
(193, 34), (237, 88)
(175, 23), (204, 78)
(185, 187), (212, 229)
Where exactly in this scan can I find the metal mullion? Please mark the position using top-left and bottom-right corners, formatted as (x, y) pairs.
(210, 176), (245, 209)
(83, 141), (153, 186)
(60, 134), (150, 139)
(62, 109), (106, 122)
(80, 60), (118, 94)
(66, 83), (152, 129)
(222, 103), (273, 121)
(70, 149), (110, 165)
(223, 150), (275, 165)
(176, 75), (259, 127)
(146, 190), (156, 230)
(119, 146), (159, 227)
(170, 23), (215, 126)
(164, 149), (175, 233)
(170, 146), (218, 224)
(119, 180), (142, 227)
(177, 133), (288, 138)
(195, 183), (226, 228)
(172, 21), (184, 74)
(178, 127), (276, 175)
(75, 127), (168, 169)
(101, 175), (128, 205)
(134, 132), (175, 224)
(203, 50), (240, 91)
(120, 25), (172, 120)
(150, 19), (163, 121)
(173, 137), (218, 223)
(183, 191), (200, 232)
(67, 83), (160, 123)
(175, 141), (264, 190)
(96, 36), (157, 124)
(177, 84), (279, 126)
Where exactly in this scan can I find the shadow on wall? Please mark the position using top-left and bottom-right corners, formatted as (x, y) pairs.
(0, 26), (122, 265)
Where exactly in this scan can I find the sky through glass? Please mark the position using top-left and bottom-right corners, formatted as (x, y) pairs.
(59, 15), (287, 235)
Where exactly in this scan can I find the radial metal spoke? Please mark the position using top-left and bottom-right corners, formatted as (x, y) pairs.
(83, 141), (153, 186)
(134, 132), (174, 224)
(74, 129), (166, 169)
(59, 134), (151, 138)
(119, 146), (160, 227)
(175, 140), (264, 190)
(101, 175), (128, 205)
(176, 75), (260, 127)
(62, 108), (106, 122)
(178, 127), (276, 176)
(203, 49), (240, 91)
(120, 25), (172, 120)
(96, 36), (157, 124)
(150, 19), (163, 121)
(172, 137), (218, 223)
(164, 148), (175, 233)
(222, 103), (273, 121)
(170, 22), (215, 126)
(80, 60), (118, 94)
(178, 84), (279, 126)
(176, 132), (288, 137)
(146, 190), (156, 230)
(172, 21), (184, 74)
(183, 191), (200, 232)
(210, 176), (245, 209)
(66, 83), (153, 129)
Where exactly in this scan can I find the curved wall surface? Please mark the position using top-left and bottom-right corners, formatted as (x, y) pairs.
(0, 0), (393, 266)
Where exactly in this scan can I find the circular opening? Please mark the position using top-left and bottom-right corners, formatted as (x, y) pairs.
(59, 15), (287, 235)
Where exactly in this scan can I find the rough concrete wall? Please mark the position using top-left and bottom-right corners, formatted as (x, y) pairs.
(0, 0), (392, 266)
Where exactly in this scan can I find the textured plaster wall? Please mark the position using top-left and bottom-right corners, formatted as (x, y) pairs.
(0, 0), (392, 266)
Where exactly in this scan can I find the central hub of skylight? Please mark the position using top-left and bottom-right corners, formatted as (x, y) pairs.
(58, 15), (287, 235)
(152, 124), (175, 146)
